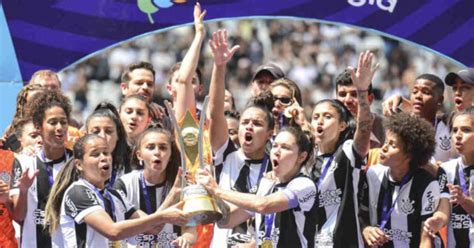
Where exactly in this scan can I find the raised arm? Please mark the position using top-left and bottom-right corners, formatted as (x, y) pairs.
(208, 30), (239, 151)
(351, 50), (378, 158)
(174, 3), (206, 120)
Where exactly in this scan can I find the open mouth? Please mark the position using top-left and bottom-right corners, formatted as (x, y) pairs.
(244, 132), (253, 143)
(454, 98), (463, 108)
(316, 126), (324, 135)
(272, 159), (279, 168)
(152, 159), (162, 165)
(100, 165), (110, 172)
(128, 122), (137, 130)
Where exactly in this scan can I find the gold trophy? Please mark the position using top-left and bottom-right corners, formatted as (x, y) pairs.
(165, 97), (222, 226)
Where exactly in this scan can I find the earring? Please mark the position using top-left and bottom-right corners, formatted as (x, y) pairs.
(139, 160), (144, 167)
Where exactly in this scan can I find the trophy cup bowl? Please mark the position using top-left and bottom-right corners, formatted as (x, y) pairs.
(182, 184), (222, 226)
(165, 98), (222, 227)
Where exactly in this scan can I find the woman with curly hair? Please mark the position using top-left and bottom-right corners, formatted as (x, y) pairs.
(10, 90), (72, 248)
(359, 112), (440, 248)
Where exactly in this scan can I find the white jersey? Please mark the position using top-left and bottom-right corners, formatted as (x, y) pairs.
(252, 175), (318, 248)
(211, 139), (271, 248)
(433, 119), (457, 163)
(13, 150), (71, 248)
(114, 170), (179, 247)
(441, 158), (474, 248)
(53, 179), (136, 248)
(361, 164), (440, 247)
(314, 140), (365, 248)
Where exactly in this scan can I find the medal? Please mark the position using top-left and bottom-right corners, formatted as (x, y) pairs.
(108, 240), (123, 248)
(261, 239), (273, 248)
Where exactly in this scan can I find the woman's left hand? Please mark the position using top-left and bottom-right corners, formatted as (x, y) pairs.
(171, 236), (191, 248)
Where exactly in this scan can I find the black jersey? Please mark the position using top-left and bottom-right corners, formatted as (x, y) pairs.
(114, 170), (181, 247)
(360, 164), (440, 248)
(441, 158), (474, 248)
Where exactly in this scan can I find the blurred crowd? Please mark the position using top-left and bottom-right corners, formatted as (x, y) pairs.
(59, 18), (461, 126)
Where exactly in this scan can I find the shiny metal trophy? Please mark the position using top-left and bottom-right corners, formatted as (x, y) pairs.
(164, 97), (222, 226)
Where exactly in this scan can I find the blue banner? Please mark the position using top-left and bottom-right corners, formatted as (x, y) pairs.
(2, 0), (473, 81)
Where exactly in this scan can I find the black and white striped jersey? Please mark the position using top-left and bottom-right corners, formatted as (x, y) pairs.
(211, 138), (271, 248)
(13, 150), (71, 248)
(53, 179), (136, 248)
(252, 175), (318, 248)
(441, 157), (474, 248)
(360, 164), (440, 248)
(114, 170), (180, 247)
(314, 140), (365, 248)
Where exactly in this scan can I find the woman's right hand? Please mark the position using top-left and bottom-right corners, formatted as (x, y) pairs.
(362, 226), (389, 247)
(158, 201), (189, 226)
(195, 168), (218, 195)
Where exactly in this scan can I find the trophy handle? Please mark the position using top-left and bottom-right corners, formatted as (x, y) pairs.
(164, 100), (188, 196)
(197, 96), (209, 170)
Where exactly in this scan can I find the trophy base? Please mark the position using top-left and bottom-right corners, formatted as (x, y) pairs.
(182, 184), (222, 227)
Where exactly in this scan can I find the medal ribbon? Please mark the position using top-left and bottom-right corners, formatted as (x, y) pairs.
(264, 213), (275, 240)
(140, 171), (169, 214)
(379, 171), (412, 229)
(316, 156), (334, 189)
(39, 150), (69, 187)
(81, 179), (116, 221)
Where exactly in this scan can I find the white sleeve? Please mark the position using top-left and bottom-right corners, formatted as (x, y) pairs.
(282, 177), (317, 212)
(213, 138), (230, 165)
(421, 181), (440, 219)
(64, 185), (103, 224)
(342, 140), (365, 169)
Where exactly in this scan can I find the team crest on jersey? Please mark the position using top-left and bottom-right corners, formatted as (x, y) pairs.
(400, 198), (414, 215)
(0, 172), (10, 184)
(438, 135), (451, 151)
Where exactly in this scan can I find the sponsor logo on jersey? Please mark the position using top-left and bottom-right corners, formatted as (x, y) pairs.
(319, 188), (342, 207)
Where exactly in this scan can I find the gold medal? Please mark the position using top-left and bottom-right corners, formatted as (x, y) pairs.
(261, 239), (273, 248)
(108, 240), (122, 248)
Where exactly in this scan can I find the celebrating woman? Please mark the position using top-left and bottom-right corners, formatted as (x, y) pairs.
(309, 51), (376, 247)
(119, 94), (152, 146)
(359, 113), (440, 247)
(440, 107), (474, 247)
(10, 90), (72, 248)
(114, 128), (197, 247)
(44, 134), (189, 247)
(86, 102), (130, 184)
(197, 126), (317, 247)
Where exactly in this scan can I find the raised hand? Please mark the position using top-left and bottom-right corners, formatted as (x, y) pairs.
(447, 183), (467, 205)
(16, 167), (39, 193)
(350, 50), (380, 91)
(194, 2), (206, 35)
(209, 30), (240, 66)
